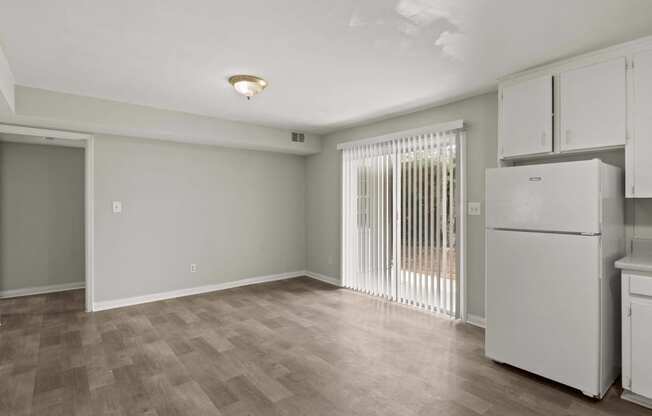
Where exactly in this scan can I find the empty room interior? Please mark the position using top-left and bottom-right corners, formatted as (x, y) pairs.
(3, 1), (652, 415)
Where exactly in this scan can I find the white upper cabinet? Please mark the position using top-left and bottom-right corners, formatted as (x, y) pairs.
(500, 75), (553, 158)
(498, 37), (652, 197)
(629, 50), (652, 197)
(559, 58), (627, 152)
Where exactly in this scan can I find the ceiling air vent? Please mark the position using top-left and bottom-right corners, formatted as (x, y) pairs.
(291, 132), (305, 143)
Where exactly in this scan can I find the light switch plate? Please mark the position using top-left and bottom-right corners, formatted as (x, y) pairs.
(468, 202), (481, 216)
(112, 201), (122, 214)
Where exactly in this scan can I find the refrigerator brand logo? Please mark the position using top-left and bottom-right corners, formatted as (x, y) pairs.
(528, 176), (543, 182)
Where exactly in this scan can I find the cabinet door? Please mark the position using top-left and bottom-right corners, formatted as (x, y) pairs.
(560, 58), (627, 152)
(630, 50), (652, 197)
(500, 75), (553, 158)
(631, 301), (652, 398)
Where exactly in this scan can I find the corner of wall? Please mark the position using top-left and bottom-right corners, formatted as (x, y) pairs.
(303, 150), (310, 271)
(0, 44), (16, 114)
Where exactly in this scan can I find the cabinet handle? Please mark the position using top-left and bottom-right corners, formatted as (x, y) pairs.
(540, 131), (546, 147)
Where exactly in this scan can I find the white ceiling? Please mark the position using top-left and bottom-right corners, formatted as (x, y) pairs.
(1, 0), (652, 134)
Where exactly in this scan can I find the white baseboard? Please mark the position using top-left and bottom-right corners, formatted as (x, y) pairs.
(0, 281), (85, 299)
(92, 271), (305, 312)
(466, 313), (486, 328)
(304, 271), (340, 286)
(622, 390), (652, 410)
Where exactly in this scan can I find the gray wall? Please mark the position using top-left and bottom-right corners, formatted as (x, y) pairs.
(0, 142), (85, 292)
(93, 135), (306, 303)
(306, 92), (498, 319)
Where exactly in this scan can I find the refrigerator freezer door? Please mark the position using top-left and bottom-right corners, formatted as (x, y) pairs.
(486, 160), (601, 234)
(486, 229), (601, 396)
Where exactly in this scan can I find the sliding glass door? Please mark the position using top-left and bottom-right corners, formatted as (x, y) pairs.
(342, 130), (461, 317)
(345, 143), (395, 299)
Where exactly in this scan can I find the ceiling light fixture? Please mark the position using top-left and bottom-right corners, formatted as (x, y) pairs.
(228, 75), (268, 99)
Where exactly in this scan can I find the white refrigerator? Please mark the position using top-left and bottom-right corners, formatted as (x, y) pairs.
(485, 159), (624, 398)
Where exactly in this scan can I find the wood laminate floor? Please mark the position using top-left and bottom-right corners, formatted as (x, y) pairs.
(0, 277), (650, 416)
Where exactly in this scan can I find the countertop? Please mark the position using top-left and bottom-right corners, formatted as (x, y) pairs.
(615, 255), (652, 273)
(615, 238), (652, 273)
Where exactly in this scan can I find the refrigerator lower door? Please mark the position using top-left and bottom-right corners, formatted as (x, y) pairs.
(486, 229), (601, 396)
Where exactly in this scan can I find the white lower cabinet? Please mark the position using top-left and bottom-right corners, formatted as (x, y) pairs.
(631, 301), (652, 397)
(622, 271), (652, 408)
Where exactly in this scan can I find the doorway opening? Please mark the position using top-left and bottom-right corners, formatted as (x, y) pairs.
(0, 125), (94, 312)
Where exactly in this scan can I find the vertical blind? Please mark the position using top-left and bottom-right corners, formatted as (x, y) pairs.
(341, 129), (461, 317)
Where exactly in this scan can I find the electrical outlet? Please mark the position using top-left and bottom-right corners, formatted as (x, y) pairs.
(190, 264), (197, 273)
(468, 202), (481, 216)
(112, 201), (122, 214)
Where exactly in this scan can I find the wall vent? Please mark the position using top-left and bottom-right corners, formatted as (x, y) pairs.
(291, 132), (305, 143)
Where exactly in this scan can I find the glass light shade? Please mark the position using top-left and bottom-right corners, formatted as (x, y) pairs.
(228, 75), (267, 98)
